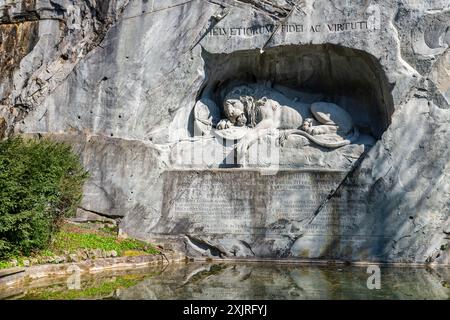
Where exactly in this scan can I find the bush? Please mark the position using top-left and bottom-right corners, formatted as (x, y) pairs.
(0, 137), (89, 258)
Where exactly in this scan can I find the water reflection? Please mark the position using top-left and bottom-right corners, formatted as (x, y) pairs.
(117, 262), (449, 300)
(4, 262), (450, 300)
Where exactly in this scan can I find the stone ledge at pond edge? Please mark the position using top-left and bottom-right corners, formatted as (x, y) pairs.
(0, 251), (186, 296)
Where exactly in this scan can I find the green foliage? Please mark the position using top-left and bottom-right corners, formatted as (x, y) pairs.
(0, 136), (89, 259)
(0, 223), (159, 269)
(100, 225), (119, 235)
(23, 275), (147, 300)
(51, 230), (159, 255)
(0, 260), (10, 269)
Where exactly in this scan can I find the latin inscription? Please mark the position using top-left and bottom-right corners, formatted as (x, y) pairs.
(208, 21), (370, 37)
(161, 171), (368, 236)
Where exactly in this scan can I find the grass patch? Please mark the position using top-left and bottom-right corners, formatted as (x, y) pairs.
(22, 274), (147, 300)
(51, 232), (158, 255)
(0, 222), (159, 269)
(49, 223), (159, 256)
(122, 250), (148, 257)
(100, 225), (119, 235)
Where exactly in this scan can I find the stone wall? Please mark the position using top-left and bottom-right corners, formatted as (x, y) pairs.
(1, 0), (449, 264)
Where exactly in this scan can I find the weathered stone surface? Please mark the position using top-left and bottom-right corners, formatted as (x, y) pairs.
(0, 267), (25, 279)
(152, 169), (375, 260)
(72, 208), (118, 224)
(1, 0), (449, 264)
(0, 20), (39, 102)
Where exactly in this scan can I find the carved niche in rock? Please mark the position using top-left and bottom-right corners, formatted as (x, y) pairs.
(194, 84), (366, 157)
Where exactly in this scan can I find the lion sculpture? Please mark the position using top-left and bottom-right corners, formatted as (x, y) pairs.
(214, 86), (359, 149)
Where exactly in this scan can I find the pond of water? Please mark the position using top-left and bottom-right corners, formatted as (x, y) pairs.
(3, 262), (449, 300)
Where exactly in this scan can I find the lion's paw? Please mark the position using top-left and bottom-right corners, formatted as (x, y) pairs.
(216, 119), (232, 130)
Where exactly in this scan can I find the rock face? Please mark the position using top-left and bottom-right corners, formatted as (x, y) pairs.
(1, 0), (449, 264)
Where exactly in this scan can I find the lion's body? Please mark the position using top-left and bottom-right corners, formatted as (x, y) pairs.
(253, 98), (304, 130)
(216, 86), (359, 151)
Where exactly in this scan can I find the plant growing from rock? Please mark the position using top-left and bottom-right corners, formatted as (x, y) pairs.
(0, 136), (89, 258)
